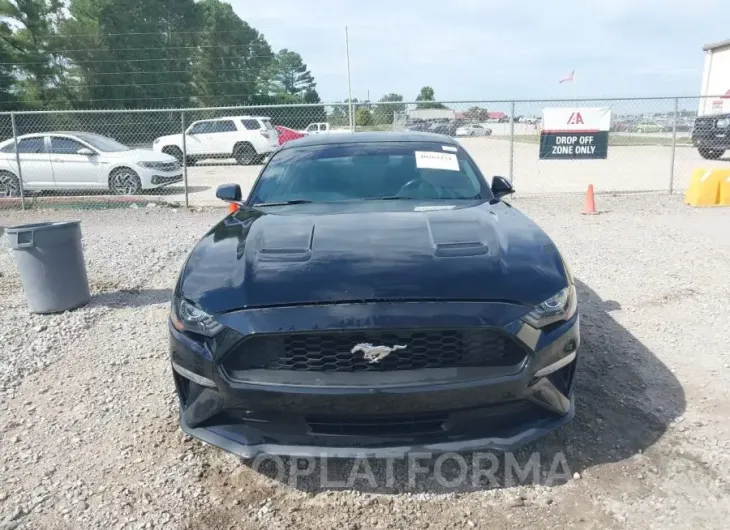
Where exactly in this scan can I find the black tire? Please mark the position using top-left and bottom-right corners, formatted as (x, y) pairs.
(233, 142), (257, 165)
(162, 146), (183, 163)
(109, 167), (142, 195)
(698, 147), (725, 160)
(0, 170), (21, 198)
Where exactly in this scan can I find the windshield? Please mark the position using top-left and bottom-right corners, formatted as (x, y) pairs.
(248, 141), (491, 205)
(73, 133), (130, 152)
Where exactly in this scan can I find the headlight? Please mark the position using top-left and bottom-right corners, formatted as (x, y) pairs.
(139, 161), (181, 170)
(717, 118), (729, 128)
(170, 297), (223, 337)
(522, 285), (577, 328)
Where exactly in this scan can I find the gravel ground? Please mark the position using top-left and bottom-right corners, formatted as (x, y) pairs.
(1, 194), (730, 529)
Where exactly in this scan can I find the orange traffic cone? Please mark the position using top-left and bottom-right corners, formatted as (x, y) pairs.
(227, 202), (239, 214)
(582, 184), (597, 215)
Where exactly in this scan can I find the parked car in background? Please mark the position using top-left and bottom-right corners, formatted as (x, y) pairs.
(0, 132), (182, 197)
(405, 120), (432, 132)
(634, 122), (663, 134)
(692, 113), (730, 159)
(299, 122), (350, 135)
(275, 126), (306, 145)
(429, 120), (459, 136)
(153, 116), (278, 166)
(455, 124), (492, 137)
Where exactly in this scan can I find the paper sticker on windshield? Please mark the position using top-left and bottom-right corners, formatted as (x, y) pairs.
(415, 151), (459, 171)
(441, 145), (458, 152)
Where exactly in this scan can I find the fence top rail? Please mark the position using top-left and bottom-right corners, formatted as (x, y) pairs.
(0, 94), (723, 115)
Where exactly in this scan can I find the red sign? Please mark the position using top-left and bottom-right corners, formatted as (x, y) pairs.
(567, 112), (584, 125)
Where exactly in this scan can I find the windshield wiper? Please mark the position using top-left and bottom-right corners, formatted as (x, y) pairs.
(253, 199), (313, 207)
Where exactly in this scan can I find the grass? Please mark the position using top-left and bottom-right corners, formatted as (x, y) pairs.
(503, 134), (693, 146)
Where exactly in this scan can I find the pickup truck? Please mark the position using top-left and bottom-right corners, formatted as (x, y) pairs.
(692, 113), (729, 159)
(300, 122), (350, 135)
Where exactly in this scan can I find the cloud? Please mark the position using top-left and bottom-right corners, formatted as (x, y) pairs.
(230, 0), (729, 101)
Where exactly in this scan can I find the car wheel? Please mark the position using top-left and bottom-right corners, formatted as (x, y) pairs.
(698, 147), (725, 160)
(0, 171), (21, 198)
(162, 146), (183, 163)
(109, 167), (142, 195)
(233, 143), (257, 165)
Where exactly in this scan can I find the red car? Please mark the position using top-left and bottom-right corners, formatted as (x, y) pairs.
(275, 125), (306, 145)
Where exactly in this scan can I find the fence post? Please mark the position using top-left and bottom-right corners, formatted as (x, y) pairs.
(181, 111), (189, 209)
(10, 112), (25, 211)
(509, 101), (515, 183)
(668, 97), (679, 194)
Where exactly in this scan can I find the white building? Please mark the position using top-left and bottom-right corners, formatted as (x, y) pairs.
(699, 39), (730, 115)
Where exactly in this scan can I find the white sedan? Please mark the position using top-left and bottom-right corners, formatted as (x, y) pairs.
(0, 132), (182, 196)
(455, 124), (492, 137)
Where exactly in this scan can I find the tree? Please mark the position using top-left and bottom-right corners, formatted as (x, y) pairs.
(328, 101), (349, 127)
(465, 106), (489, 121)
(0, 0), (321, 114)
(0, 21), (18, 108)
(373, 93), (405, 125)
(190, 0), (273, 107)
(0, 0), (66, 108)
(415, 85), (446, 109)
(270, 49), (316, 98)
(59, 0), (202, 109)
(355, 106), (373, 127)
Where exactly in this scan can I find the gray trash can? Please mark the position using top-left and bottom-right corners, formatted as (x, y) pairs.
(6, 221), (91, 314)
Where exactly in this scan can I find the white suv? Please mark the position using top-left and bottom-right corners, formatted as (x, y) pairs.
(153, 116), (279, 165)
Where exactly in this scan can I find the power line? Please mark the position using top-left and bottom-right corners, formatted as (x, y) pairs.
(46, 28), (282, 39)
(0, 52), (278, 67)
(71, 66), (266, 77)
(0, 90), (325, 107)
(63, 78), (266, 89)
(39, 43), (277, 54)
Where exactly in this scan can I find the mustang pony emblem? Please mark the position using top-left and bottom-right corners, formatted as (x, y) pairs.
(351, 343), (407, 363)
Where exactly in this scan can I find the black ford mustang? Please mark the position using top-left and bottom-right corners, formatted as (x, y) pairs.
(169, 132), (579, 458)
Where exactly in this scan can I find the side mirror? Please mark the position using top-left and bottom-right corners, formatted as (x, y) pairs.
(491, 176), (514, 199)
(216, 183), (242, 202)
(77, 148), (95, 156)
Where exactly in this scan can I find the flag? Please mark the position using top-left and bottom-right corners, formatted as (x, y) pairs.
(559, 70), (575, 83)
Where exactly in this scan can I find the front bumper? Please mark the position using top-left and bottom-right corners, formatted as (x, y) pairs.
(169, 302), (579, 458)
(151, 174), (183, 186)
(692, 133), (730, 149)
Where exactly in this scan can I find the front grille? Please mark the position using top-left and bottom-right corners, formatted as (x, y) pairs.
(224, 328), (527, 372)
(693, 117), (719, 132)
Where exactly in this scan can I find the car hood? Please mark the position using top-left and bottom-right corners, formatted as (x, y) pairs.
(153, 133), (182, 144)
(178, 202), (569, 314)
(103, 149), (178, 163)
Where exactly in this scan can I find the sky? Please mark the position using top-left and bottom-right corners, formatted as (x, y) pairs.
(230, 0), (730, 104)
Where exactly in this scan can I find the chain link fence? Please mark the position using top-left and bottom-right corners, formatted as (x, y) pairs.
(0, 97), (728, 210)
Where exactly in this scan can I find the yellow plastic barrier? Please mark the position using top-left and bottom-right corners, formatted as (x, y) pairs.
(685, 168), (730, 206)
(721, 174), (730, 206)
